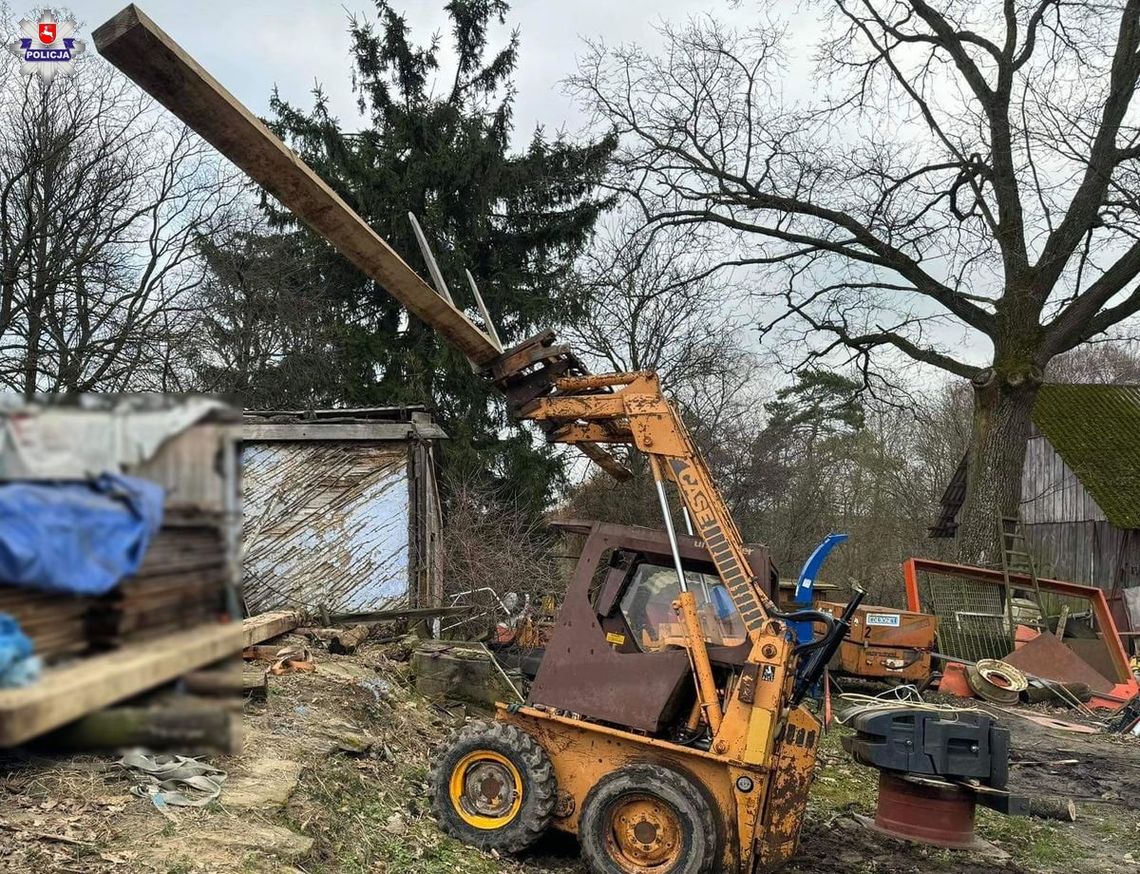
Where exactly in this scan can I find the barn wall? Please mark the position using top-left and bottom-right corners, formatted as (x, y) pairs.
(241, 441), (412, 614)
(1020, 428), (1107, 525)
(1024, 522), (1140, 633)
(1016, 427), (1140, 635)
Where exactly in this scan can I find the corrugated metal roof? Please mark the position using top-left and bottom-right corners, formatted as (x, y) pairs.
(244, 406), (427, 423)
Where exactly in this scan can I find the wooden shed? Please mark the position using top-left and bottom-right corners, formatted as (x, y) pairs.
(932, 384), (1140, 646)
(240, 407), (446, 617)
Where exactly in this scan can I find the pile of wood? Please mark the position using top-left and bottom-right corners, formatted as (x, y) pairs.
(0, 588), (90, 662)
(87, 527), (229, 649)
(0, 527), (229, 661)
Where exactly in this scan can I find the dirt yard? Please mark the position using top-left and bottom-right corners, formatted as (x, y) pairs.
(0, 634), (1136, 873)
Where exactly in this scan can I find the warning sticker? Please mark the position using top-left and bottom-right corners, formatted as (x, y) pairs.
(866, 613), (901, 627)
(605, 632), (626, 646)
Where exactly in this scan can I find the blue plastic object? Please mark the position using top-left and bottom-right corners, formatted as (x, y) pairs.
(790, 533), (849, 645)
(0, 613), (39, 688)
(712, 586), (735, 621)
(0, 474), (164, 596)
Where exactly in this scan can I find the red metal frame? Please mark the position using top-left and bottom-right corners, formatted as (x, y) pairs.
(903, 557), (1134, 685)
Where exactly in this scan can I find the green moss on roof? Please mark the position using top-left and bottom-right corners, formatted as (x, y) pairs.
(1032, 384), (1140, 529)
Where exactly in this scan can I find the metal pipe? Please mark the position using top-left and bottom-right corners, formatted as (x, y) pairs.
(681, 507), (695, 537)
(650, 456), (723, 732)
(650, 457), (688, 594)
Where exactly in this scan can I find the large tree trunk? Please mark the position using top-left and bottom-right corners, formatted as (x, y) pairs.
(954, 373), (1040, 566)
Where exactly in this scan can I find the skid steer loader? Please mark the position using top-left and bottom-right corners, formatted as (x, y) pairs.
(426, 361), (863, 874)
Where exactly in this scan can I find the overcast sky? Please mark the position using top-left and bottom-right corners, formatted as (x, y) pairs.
(75, 0), (773, 146)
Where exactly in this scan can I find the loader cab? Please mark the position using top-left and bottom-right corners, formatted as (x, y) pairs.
(528, 521), (776, 737)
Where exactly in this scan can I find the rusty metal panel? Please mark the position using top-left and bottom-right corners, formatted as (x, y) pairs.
(241, 441), (411, 614)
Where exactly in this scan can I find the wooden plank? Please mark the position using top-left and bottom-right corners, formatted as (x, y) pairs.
(242, 610), (301, 646)
(0, 622), (244, 747)
(242, 423), (447, 442)
(92, 5), (500, 366)
(93, 5), (630, 483)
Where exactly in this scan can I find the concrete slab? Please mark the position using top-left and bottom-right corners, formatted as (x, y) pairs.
(223, 756), (305, 808)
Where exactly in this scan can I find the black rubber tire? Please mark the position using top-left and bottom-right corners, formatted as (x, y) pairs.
(579, 763), (719, 874)
(428, 720), (556, 853)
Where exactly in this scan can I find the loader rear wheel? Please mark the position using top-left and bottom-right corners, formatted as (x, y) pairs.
(428, 720), (555, 853)
(579, 764), (718, 874)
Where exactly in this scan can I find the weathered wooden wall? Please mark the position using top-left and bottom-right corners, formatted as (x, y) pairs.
(241, 441), (413, 615)
(1019, 425), (1140, 634)
(1020, 426), (1108, 525)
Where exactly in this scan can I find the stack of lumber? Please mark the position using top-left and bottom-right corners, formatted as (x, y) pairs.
(0, 588), (90, 662)
(87, 527), (228, 648)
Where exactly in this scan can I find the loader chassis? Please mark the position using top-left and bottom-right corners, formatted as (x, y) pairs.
(498, 702), (820, 872)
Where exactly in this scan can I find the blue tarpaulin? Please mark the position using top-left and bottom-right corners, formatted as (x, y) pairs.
(0, 474), (164, 596)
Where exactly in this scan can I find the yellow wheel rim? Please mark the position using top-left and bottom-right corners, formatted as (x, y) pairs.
(605, 794), (683, 872)
(448, 750), (523, 830)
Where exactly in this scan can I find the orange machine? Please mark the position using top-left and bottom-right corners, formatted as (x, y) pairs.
(815, 601), (938, 684)
(428, 361), (864, 874)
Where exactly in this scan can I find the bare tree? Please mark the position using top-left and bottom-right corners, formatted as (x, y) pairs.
(0, 24), (239, 395)
(440, 472), (562, 637)
(572, 1), (1140, 563)
(1047, 339), (1140, 382)
(568, 217), (755, 432)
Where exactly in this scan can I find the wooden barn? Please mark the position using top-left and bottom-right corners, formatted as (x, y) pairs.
(932, 384), (1140, 648)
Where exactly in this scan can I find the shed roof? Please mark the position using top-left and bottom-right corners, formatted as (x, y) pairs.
(1031, 383), (1140, 529)
(242, 406), (447, 442)
(932, 383), (1140, 535)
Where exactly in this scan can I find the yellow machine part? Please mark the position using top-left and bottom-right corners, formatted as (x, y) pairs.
(497, 703), (822, 873)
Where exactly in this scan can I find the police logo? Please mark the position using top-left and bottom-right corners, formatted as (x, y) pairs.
(7, 13), (86, 83)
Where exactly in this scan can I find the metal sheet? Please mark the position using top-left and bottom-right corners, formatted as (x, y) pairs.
(241, 442), (410, 614)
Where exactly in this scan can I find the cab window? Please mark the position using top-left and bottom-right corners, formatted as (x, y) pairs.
(618, 561), (747, 651)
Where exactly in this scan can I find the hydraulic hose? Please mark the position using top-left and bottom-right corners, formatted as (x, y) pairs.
(789, 587), (866, 706)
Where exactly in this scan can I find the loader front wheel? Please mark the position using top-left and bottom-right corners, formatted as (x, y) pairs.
(429, 720), (555, 853)
(579, 764), (719, 874)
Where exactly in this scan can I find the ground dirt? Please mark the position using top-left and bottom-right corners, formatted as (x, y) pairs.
(0, 635), (1136, 873)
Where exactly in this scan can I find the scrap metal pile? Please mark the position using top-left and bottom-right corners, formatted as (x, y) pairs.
(905, 557), (1139, 718)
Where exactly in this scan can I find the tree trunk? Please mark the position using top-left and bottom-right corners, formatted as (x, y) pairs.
(954, 374), (1040, 566)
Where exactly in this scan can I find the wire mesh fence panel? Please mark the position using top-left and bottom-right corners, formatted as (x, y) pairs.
(919, 570), (1012, 663)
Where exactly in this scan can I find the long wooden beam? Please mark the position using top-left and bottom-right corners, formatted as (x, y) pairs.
(92, 4), (500, 366)
(0, 622), (244, 746)
(94, 4), (627, 479)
